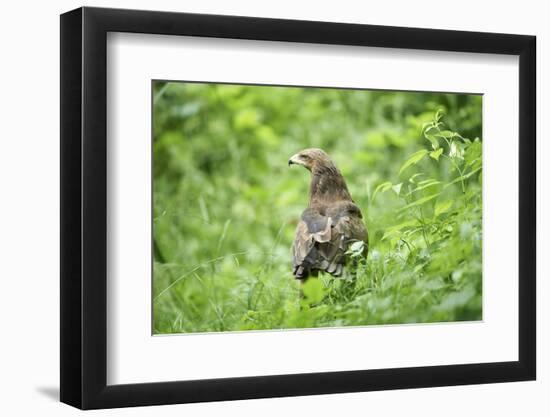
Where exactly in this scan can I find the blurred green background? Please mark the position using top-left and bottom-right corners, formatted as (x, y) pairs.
(152, 81), (482, 334)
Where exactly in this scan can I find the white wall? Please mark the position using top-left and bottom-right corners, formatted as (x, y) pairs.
(0, 0), (545, 415)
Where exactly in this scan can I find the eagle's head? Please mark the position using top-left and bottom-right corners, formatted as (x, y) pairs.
(289, 148), (351, 203)
(288, 148), (334, 172)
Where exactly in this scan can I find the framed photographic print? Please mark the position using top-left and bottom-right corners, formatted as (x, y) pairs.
(60, 6), (536, 409)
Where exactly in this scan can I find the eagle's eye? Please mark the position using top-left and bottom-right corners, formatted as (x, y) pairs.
(299, 153), (310, 160)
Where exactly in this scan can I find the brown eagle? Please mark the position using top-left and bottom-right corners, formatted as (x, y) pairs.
(288, 148), (368, 280)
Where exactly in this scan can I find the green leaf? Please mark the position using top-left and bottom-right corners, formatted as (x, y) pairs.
(424, 133), (440, 150)
(409, 173), (425, 184)
(444, 166), (482, 188)
(465, 140), (482, 167)
(408, 180), (441, 195)
(347, 240), (366, 258)
(399, 193), (440, 211)
(437, 130), (455, 139)
(449, 142), (464, 159)
(423, 124), (440, 149)
(349, 240), (365, 252)
(421, 121), (433, 132)
(372, 181), (392, 201)
(302, 279), (325, 305)
(392, 182), (403, 195)
(449, 142), (458, 157)
(434, 200), (453, 217)
(399, 150), (428, 175)
(429, 148), (443, 161)
(382, 219), (419, 240)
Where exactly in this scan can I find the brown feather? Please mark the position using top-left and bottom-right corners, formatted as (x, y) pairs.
(290, 149), (368, 280)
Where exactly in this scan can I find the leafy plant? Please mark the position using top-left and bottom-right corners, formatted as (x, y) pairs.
(152, 83), (482, 334)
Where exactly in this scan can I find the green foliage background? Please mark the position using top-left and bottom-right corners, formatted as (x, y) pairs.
(152, 81), (482, 334)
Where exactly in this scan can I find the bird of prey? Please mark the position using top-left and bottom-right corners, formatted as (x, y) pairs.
(288, 148), (368, 280)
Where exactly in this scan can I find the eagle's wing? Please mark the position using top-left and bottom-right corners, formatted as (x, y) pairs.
(292, 203), (368, 279)
(292, 208), (332, 279)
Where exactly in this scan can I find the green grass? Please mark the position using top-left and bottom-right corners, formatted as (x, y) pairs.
(152, 82), (482, 334)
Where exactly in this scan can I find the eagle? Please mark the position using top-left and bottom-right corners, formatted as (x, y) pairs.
(288, 148), (368, 280)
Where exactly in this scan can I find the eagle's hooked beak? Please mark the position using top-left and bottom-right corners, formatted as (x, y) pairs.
(288, 153), (304, 167)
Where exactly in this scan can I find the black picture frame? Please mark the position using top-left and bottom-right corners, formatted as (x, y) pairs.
(60, 6), (536, 410)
